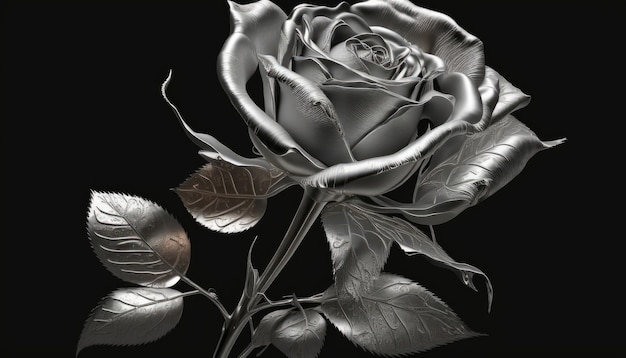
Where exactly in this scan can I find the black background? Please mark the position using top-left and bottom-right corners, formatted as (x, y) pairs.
(3, 1), (621, 357)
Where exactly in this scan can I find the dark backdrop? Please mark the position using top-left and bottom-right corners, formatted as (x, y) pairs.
(3, 1), (620, 357)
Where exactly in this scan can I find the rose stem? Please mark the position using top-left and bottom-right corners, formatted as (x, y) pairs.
(213, 187), (327, 358)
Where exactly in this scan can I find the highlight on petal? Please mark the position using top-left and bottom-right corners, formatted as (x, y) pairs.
(436, 72), (483, 125)
(259, 54), (355, 166)
(217, 31), (326, 175)
(228, 0), (287, 119)
(228, 0), (286, 57)
(351, 0), (485, 85)
(289, 2), (352, 26)
(302, 118), (478, 195)
(428, 68), (501, 165)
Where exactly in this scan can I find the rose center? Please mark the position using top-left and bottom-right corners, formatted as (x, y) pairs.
(349, 39), (391, 66)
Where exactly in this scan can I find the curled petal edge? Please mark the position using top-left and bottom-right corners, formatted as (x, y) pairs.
(351, 0), (485, 85)
(301, 119), (478, 195)
(228, 0), (287, 119)
(258, 54), (355, 165)
(218, 31), (326, 175)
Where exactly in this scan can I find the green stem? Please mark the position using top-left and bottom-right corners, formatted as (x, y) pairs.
(213, 188), (327, 358)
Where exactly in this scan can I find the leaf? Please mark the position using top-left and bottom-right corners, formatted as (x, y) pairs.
(338, 201), (493, 311)
(415, 115), (564, 204)
(376, 115), (565, 225)
(321, 273), (477, 356)
(244, 237), (260, 300)
(87, 191), (190, 288)
(77, 287), (184, 355)
(175, 158), (294, 233)
(321, 203), (393, 299)
(252, 309), (292, 348)
(271, 308), (327, 358)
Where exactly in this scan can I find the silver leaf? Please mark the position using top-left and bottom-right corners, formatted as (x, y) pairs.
(364, 115), (564, 225)
(321, 203), (393, 299)
(77, 287), (184, 355)
(321, 273), (477, 356)
(336, 201), (492, 310)
(87, 191), (190, 288)
(176, 159), (293, 233)
(413, 115), (565, 212)
(244, 237), (260, 300)
(251, 308), (292, 348)
(271, 308), (327, 358)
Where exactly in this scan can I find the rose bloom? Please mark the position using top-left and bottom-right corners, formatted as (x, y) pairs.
(211, 0), (560, 224)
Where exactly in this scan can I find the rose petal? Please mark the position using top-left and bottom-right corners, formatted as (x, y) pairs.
(227, 0), (286, 56)
(259, 54), (355, 166)
(489, 67), (531, 123)
(478, 67), (503, 128)
(248, 128), (323, 177)
(302, 50), (420, 98)
(335, 11), (374, 34)
(370, 27), (441, 82)
(350, 105), (422, 160)
(421, 52), (446, 81)
(351, 0), (485, 86)
(426, 68), (501, 175)
(277, 20), (299, 66)
(419, 89), (455, 127)
(291, 56), (333, 84)
(320, 83), (423, 149)
(289, 2), (352, 25)
(278, 4), (365, 65)
(309, 16), (356, 53)
(302, 118), (479, 196)
(370, 26), (446, 81)
(341, 33), (402, 80)
(218, 9), (325, 174)
(327, 38), (369, 73)
(228, 0), (287, 118)
(436, 72), (483, 125)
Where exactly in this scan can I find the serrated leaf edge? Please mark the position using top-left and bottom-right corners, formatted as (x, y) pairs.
(86, 190), (190, 285)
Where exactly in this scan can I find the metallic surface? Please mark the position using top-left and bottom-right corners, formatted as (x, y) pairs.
(87, 191), (191, 288)
(77, 288), (184, 355)
(321, 273), (476, 355)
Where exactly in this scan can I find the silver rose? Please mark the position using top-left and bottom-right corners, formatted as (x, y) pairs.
(210, 0), (562, 214)
(158, 1), (564, 357)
